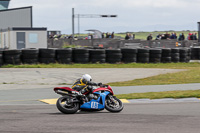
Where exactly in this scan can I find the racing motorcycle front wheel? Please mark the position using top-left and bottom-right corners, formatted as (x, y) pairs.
(56, 96), (79, 114)
(105, 95), (124, 112)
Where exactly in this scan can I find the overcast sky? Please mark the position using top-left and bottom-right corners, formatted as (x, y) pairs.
(9, 0), (200, 34)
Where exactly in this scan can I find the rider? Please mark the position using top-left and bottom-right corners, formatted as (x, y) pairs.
(72, 74), (102, 96)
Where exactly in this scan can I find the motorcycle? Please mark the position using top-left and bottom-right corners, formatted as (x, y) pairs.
(54, 84), (124, 114)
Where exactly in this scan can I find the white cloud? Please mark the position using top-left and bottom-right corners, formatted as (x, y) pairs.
(8, 0), (200, 33)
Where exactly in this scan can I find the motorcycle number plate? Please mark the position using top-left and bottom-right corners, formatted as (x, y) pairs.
(91, 102), (98, 109)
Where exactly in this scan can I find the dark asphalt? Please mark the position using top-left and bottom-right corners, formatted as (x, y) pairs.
(0, 103), (200, 133)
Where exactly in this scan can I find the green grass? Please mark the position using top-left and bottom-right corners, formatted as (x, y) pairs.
(115, 90), (200, 99)
(108, 68), (200, 86)
(1, 62), (200, 86)
(1, 62), (200, 68)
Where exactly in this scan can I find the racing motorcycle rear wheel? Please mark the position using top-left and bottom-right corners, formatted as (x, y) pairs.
(56, 96), (79, 114)
(105, 95), (123, 112)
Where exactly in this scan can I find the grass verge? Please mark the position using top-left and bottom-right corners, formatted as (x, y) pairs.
(115, 90), (200, 99)
(108, 68), (200, 86)
(1, 62), (200, 86)
(1, 62), (200, 68)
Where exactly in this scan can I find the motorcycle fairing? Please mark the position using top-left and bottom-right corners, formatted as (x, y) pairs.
(93, 86), (114, 95)
(54, 87), (78, 92)
(80, 91), (110, 110)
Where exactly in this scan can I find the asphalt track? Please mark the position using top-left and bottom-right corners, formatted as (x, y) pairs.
(1, 68), (200, 132)
(0, 103), (200, 133)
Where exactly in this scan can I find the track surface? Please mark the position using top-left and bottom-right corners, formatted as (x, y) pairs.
(0, 103), (200, 133)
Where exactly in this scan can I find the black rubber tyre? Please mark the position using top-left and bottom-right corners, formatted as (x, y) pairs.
(171, 48), (180, 53)
(39, 53), (55, 58)
(180, 58), (187, 62)
(90, 59), (106, 63)
(106, 49), (121, 54)
(22, 59), (38, 64)
(179, 49), (188, 53)
(106, 53), (122, 58)
(4, 54), (21, 60)
(137, 48), (149, 53)
(137, 53), (149, 58)
(149, 49), (162, 54)
(149, 58), (161, 63)
(3, 50), (21, 55)
(22, 49), (39, 54)
(90, 54), (106, 58)
(137, 57), (149, 63)
(122, 58), (137, 63)
(171, 53), (180, 58)
(162, 48), (171, 53)
(57, 54), (72, 59)
(0, 59), (4, 65)
(39, 58), (55, 64)
(89, 49), (105, 54)
(162, 52), (171, 57)
(73, 53), (89, 58)
(106, 59), (121, 63)
(56, 48), (72, 54)
(57, 58), (72, 64)
(22, 54), (38, 59)
(121, 48), (137, 53)
(122, 53), (137, 58)
(39, 48), (56, 54)
(56, 96), (79, 114)
(105, 96), (123, 113)
(180, 54), (187, 58)
(73, 49), (89, 54)
(171, 57), (180, 62)
(150, 54), (162, 58)
(74, 58), (89, 63)
(161, 57), (171, 63)
(4, 59), (21, 65)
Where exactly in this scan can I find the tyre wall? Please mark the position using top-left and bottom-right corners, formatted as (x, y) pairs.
(0, 48), (199, 66)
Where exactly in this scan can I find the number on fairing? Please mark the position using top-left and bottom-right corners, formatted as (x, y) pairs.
(91, 102), (98, 109)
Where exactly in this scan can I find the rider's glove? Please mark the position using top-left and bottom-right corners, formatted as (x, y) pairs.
(97, 82), (102, 86)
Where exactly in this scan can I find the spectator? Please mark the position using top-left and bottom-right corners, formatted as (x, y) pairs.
(102, 33), (105, 38)
(155, 34), (161, 40)
(111, 32), (115, 38)
(125, 33), (130, 40)
(178, 33), (185, 41)
(164, 32), (170, 39)
(194, 33), (198, 40)
(147, 34), (153, 40)
(170, 32), (177, 39)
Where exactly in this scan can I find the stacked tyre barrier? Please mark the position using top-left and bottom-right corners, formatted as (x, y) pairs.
(3, 50), (21, 65)
(0, 50), (3, 66)
(121, 48), (137, 63)
(73, 49), (89, 63)
(179, 48), (189, 63)
(106, 49), (122, 63)
(191, 48), (200, 60)
(22, 49), (39, 64)
(137, 48), (149, 63)
(171, 48), (180, 63)
(89, 49), (106, 63)
(149, 49), (162, 63)
(0, 48), (198, 66)
(39, 48), (56, 64)
(56, 48), (72, 64)
(161, 48), (171, 63)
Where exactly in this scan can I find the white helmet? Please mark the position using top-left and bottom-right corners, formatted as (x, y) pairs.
(82, 74), (92, 82)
